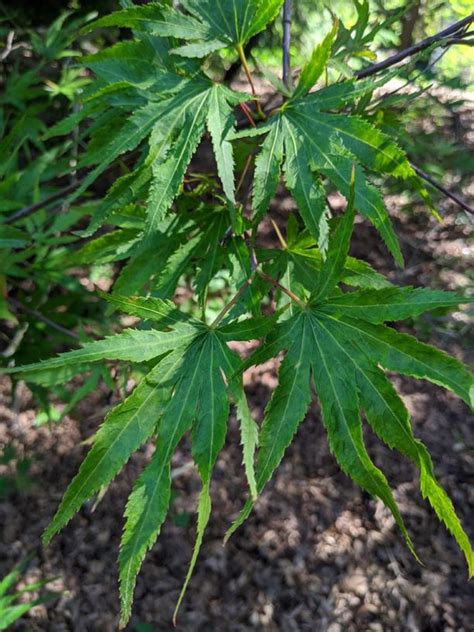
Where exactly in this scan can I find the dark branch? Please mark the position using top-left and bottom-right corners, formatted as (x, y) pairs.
(282, 0), (292, 88)
(445, 36), (474, 46)
(355, 13), (474, 79)
(9, 298), (80, 341)
(2, 182), (79, 224)
(411, 162), (474, 215)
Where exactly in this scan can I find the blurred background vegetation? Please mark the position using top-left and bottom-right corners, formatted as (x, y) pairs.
(1, 0), (473, 84)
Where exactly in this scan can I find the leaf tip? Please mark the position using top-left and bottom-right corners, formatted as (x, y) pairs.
(42, 526), (54, 547)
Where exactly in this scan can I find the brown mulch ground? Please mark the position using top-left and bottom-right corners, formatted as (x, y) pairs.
(1, 196), (473, 632)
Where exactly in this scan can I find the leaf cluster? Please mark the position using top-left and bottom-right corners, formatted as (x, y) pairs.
(1, 1), (473, 627)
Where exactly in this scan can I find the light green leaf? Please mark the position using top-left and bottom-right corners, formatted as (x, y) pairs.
(253, 115), (284, 222)
(119, 339), (208, 627)
(43, 351), (183, 545)
(100, 293), (195, 328)
(325, 315), (473, 408)
(3, 328), (195, 386)
(309, 315), (416, 556)
(71, 101), (164, 203)
(356, 365), (474, 575)
(321, 287), (472, 323)
(207, 84), (239, 203)
(226, 313), (312, 539)
(84, 5), (168, 34)
(292, 21), (338, 100)
(234, 384), (258, 500)
(145, 91), (210, 238)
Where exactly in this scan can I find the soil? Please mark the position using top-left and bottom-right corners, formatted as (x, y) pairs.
(1, 84), (473, 631)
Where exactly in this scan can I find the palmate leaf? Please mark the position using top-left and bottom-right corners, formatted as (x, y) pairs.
(144, 82), (244, 238)
(75, 7), (250, 238)
(9, 1), (473, 626)
(70, 100), (164, 204)
(43, 349), (185, 545)
(245, 60), (433, 265)
(227, 213), (473, 573)
(227, 304), (473, 570)
(118, 329), (242, 627)
(82, 75), (244, 238)
(2, 294), (261, 628)
(169, 0), (285, 53)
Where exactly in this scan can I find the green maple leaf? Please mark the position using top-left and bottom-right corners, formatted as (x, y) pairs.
(71, 8), (256, 237)
(226, 208), (474, 578)
(105, 0), (285, 57)
(247, 59), (432, 266)
(74, 75), (246, 238)
(3, 294), (260, 628)
(5, 2), (472, 627)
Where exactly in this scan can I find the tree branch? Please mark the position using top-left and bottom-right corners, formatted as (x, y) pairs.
(282, 0), (292, 88)
(9, 298), (80, 340)
(210, 273), (256, 328)
(2, 183), (79, 225)
(410, 163), (474, 215)
(355, 13), (474, 79)
(257, 270), (306, 310)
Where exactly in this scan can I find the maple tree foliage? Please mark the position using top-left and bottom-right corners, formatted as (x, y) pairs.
(3, 1), (473, 627)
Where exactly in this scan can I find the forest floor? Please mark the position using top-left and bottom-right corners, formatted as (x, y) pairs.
(1, 81), (474, 631)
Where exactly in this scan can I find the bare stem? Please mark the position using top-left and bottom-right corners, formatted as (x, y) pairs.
(270, 219), (288, 249)
(257, 270), (306, 310)
(9, 298), (80, 340)
(239, 102), (256, 128)
(2, 183), (78, 225)
(236, 43), (265, 119)
(210, 273), (256, 328)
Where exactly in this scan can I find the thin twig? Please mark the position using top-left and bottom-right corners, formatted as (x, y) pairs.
(235, 152), (255, 197)
(282, 0), (292, 88)
(239, 102), (256, 128)
(2, 183), (79, 224)
(355, 13), (474, 79)
(257, 270), (306, 309)
(445, 37), (474, 46)
(410, 163), (474, 215)
(9, 298), (80, 340)
(236, 43), (265, 119)
(210, 273), (256, 328)
(0, 30), (26, 62)
(270, 219), (288, 249)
